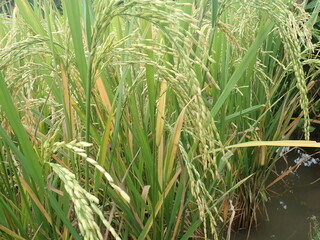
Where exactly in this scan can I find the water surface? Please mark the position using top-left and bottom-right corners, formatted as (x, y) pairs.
(233, 148), (320, 240)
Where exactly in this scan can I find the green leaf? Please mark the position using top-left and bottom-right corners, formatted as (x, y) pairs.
(0, 73), (44, 195)
(14, 0), (46, 36)
(62, 0), (88, 88)
(47, 193), (81, 240)
(211, 20), (274, 117)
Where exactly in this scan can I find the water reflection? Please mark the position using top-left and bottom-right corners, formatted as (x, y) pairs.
(294, 149), (320, 167)
(233, 148), (320, 240)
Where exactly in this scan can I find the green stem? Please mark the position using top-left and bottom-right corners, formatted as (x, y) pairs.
(85, 55), (92, 190)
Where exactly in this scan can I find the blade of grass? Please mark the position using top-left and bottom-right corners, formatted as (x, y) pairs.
(96, 73), (112, 113)
(0, 73), (44, 194)
(0, 225), (27, 240)
(19, 177), (52, 226)
(156, 80), (167, 146)
(219, 140), (320, 151)
(211, 0), (219, 28)
(307, 0), (320, 29)
(46, 193), (81, 240)
(218, 105), (265, 123)
(62, 0), (88, 88)
(95, 111), (114, 192)
(164, 107), (186, 183)
(14, 0), (46, 36)
(211, 20), (274, 117)
(138, 168), (181, 240)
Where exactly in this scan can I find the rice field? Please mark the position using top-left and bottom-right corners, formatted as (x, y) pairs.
(0, 0), (319, 239)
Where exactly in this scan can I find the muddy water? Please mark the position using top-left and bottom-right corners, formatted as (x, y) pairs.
(233, 148), (320, 240)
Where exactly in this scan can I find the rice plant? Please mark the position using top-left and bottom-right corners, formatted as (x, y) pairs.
(310, 216), (320, 240)
(0, 0), (319, 239)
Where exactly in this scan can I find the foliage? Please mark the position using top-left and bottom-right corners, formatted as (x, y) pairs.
(0, 0), (319, 239)
(310, 216), (320, 240)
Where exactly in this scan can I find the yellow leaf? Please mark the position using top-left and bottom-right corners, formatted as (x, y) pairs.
(19, 177), (52, 225)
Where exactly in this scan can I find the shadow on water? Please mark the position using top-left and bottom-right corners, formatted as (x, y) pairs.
(233, 148), (320, 240)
